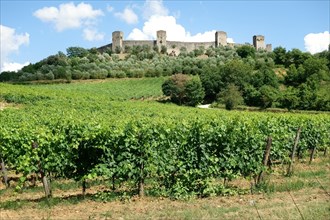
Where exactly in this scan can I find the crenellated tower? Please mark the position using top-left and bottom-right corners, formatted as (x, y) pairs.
(215, 31), (227, 47)
(253, 35), (266, 50)
(112, 31), (123, 53)
(156, 30), (167, 50)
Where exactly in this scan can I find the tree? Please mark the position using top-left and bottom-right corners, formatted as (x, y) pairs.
(243, 84), (261, 106)
(273, 46), (287, 66)
(200, 69), (224, 102)
(115, 46), (122, 54)
(285, 48), (311, 68)
(217, 84), (244, 110)
(284, 64), (301, 86)
(279, 87), (299, 110)
(162, 74), (188, 105)
(162, 74), (205, 106)
(302, 57), (329, 82)
(297, 79), (319, 110)
(252, 67), (279, 89)
(183, 77), (205, 106)
(205, 47), (216, 57)
(315, 49), (330, 69)
(160, 45), (167, 54)
(66, 47), (89, 58)
(222, 60), (253, 90)
(124, 45), (132, 53)
(236, 45), (255, 58)
(258, 85), (279, 108)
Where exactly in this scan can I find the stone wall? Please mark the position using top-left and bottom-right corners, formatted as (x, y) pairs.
(167, 41), (215, 53)
(123, 40), (155, 48)
(99, 30), (272, 54)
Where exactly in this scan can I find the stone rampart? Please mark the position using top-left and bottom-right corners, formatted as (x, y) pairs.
(123, 40), (155, 48)
(101, 30), (272, 54)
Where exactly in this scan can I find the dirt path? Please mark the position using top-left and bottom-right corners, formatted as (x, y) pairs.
(197, 104), (211, 109)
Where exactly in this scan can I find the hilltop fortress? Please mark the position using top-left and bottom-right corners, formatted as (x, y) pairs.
(100, 30), (272, 55)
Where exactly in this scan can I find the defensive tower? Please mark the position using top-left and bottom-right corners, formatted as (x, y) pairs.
(112, 31), (123, 53)
(156, 30), (167, 49)
(253, 35), (266, 50)
(215, 31), (227, 47)
(266, 44), (272, 52)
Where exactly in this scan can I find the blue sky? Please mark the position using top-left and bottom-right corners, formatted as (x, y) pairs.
(1, 0), (329, 72)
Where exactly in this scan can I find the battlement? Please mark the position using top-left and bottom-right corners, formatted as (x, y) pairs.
(105, 30), (272, 54)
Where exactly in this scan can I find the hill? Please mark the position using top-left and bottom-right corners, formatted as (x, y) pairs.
(0, 44), (329, 111)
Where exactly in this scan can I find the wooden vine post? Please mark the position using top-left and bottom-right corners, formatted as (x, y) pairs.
(309, 146), (317, 164)
(139, 161), (145, 198)
(138, 141), (145, 198)
(257, 136), (272, 185)
(33, 142), (52, 198)
(1, 157), (9, 188)
(82, 179), (87, 197)
(287, 127), (301, 176)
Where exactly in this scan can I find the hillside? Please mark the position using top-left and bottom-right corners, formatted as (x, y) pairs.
(0, 44), (329, 111)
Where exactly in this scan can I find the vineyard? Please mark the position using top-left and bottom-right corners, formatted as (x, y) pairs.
(0, 78), (330, 203)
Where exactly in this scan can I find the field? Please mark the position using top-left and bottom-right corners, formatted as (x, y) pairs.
(0, 78), (330, 219)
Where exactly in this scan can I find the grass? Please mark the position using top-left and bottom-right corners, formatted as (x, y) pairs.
(296, 169), (327, 178)
(0, 200), (27, 210)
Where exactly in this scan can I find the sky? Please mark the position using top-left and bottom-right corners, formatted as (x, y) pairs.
(0, 0), (329, 72)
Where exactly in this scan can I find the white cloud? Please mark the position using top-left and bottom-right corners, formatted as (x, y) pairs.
(33, 2), (104, 32)
(83, 28), (104, 41)
(2, 62), (30, 72)
(127, 15), (220, 43)
(139, 15), (186, 41)
(127, 1), (224, 43)
(128, 28), (150, 40)
(143, 0), (168, 19)
(114, 7), (138, 24)
(185, 30), (216, 42)
(304, 31), (330, 54)
(227, 38), (235, 44)
(0, 25), (30, 72)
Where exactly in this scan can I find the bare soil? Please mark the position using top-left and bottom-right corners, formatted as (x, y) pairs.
(0, 188), (329, 220)
(0, 101), (19, 111)
(0, 102), (9, 110)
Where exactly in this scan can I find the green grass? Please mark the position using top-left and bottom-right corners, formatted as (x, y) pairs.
(296, 169), (327, 178)
(0, 200), (28, 210)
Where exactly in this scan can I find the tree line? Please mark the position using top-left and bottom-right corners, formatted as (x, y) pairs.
(0, 44), (329, 111)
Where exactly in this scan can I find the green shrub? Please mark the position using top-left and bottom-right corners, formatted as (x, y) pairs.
(162, 74), (205, 106)
(217, 84), (244, 110)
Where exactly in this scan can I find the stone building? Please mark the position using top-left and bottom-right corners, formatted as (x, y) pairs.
(99, 30), (272, 54)
(253, 35), (265, 50)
